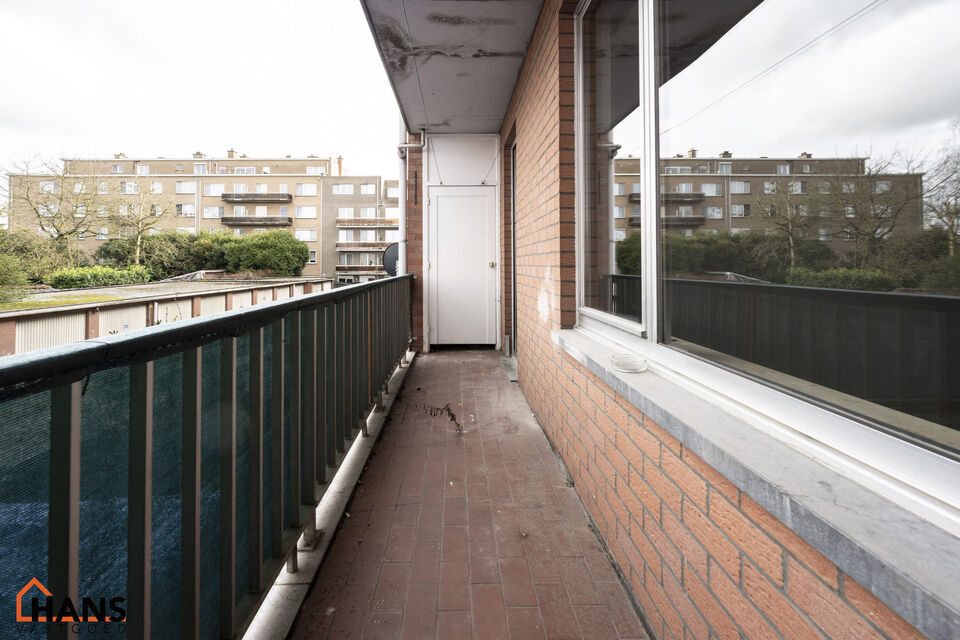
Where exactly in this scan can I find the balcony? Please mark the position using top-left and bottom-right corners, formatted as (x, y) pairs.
(0, 278), (647, 640)
(661, 191), (705, 203)
(336, 217), (400, 227)
(661, 215), (705, 228)
(221, 193), (293, 203)
(220, 215), (293, 226)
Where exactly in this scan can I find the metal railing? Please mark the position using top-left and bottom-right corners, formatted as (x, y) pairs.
(0, 275), (412, 640)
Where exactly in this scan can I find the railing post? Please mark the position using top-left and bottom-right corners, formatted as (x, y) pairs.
(301, 310), (316, 507)
(129, 361), (154, 640)
(316, 306), (327, 485)
(249, 328), (264, 592)
(270, 320), (285, 558)
(181, 348), (202, 640)
(325, 304), (338, 466)
(288, 312), (301, 532)
(335, 301), (346, 454)
(49, 381), (81, 640)
(220, 338), (237, 637)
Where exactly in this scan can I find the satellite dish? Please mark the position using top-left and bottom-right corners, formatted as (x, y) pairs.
(383, 242), (399, 276)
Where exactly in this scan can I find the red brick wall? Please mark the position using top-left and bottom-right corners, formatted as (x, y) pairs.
(490, 1), (929, 639)
(404, 135), (425, 350)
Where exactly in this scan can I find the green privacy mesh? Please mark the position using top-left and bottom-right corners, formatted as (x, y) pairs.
(262, 327), (274, 559)
(151, 352), (183, 640)
(79, 367), (129, 631)
(235, 333), (251, 604)
(0, 389), (50, 624)
(200, 344), (221, 640)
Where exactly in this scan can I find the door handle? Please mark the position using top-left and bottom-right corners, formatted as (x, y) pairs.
(489, 261), (496, 268)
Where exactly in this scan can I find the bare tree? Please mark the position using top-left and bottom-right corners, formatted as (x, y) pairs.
(926, 122), (960, 256)
(108, 177), (176, 264)
(808, 151), (924, 268)
(751, 175), (816, 268)
(2, 157), (114, 263)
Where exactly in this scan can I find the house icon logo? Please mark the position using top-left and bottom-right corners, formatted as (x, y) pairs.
(16, 578), (52, 622)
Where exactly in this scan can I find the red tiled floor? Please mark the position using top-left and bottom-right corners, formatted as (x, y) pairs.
(290, 350), (648, 640)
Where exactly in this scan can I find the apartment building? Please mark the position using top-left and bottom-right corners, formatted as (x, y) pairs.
(7, 152), (399, 279)
(614, 152), (924, 253)
(334, 178), (400, 283)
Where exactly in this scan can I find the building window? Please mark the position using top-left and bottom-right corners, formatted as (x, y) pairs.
(261, 167), (270, 174)
(137, 165), (150, 175)
(387, 187), (400, 198)
(97, 182), (108, 194)
(234, 167), (256, 175)
(359, 207), (376, 218)
(278, 183), (288, 193)
(150, 181), (163, 194)
(818, 227), (832, 241)
(233, 229), (243, 237)
(631, 182), (641, 194)
(177, 204), (196, 217)
(120, 181), (138, 194)
(280, 206), (288, 216)
(338, 253), (353, 266)
(788, 181), (807, 194)
(112, 164), (124, 173)
(702, 183), (721, 196)
(39, 181), (57, 193)
(203, 183), (224, 196)
(204, 206), (223, 218)
(297, 183), (318, 196)
(844, 205), (856, 218)
(676, 206), (694, 217)
(255, 183), (268, 193)
(73, 182), (86, 194)
(296, 206), (317, 219)
(704, 206), (723, 219)
(717, 162), (732, 174)
(307, 250), (317, 264)
(614, 183), (626, 196)
(776, 164), (790, 175)
(194, 163), (207, 175)
(176, 181), (196, 194)
(176, 164), (184, 172)
(664, 166), (692, 174)
(96, 227), (108, 240)
(614, 205), (625, 219)
(306, 166), (326, 175)
(295, 229), (317, 242)
(843, 228), (856, 242)
(614, 229), (627, 241)
(385, 207), (399, 218)
(255, 206), (268, 217)
(360, 183), (376, 195)
(234, 183), (248, 194)
(233, 206), (247, 217)
(152, 204), (163, 216)
(332, 184), (354, 195)
(730, 204), (750, 217)
(801, 164), (813, 173)
(338, 207), (354, 218)
(764, 181), (777, 195)
(730, 181), (750, 194)
(873, 180), (892, 194)
(842, 181), (856, 193)
(675, 183), (693, 194)
(385, 229), (399, 242)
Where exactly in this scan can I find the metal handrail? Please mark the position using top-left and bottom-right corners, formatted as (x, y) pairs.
(0, 275), (413, 399)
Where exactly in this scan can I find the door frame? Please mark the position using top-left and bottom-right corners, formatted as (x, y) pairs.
(420, 133), (502, 353)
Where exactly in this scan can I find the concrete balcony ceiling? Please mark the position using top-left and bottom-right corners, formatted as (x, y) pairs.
(360, 0), (761, 134)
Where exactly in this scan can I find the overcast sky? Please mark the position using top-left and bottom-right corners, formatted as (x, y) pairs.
(0, 0), (401, 178)
(621, 0), (960, 169)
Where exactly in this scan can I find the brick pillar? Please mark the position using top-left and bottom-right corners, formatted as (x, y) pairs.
(272, 287), (278, 301)
(225, 292), (234, 311)
(405, 135), (425, 350)
(0, 318), (16, 355)
(85, 309), (99, 339)
(191, 296), (202, 318)
(305, 282), (314, 294)
(145, 303), (155, 327)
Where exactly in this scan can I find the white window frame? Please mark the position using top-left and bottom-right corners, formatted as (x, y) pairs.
(573, 0), (960, 534)
(295, 229), (317, 242)
(137, 165), (150, 176)
(297, 183), (318, 197)
(151, 181), (163, 194)
(360, 183), (376, 195)
(331, 184), (354, 195)
(296, 206), (317, 219)
(176, 181), (196, 195)
(730, 180), (750, 194)
(307, 250), (318, 264)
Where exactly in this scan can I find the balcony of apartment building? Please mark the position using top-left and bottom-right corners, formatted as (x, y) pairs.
(220, 193), (294, 204)
(220, 208), (295, 227)
(0, 277), (648, 639)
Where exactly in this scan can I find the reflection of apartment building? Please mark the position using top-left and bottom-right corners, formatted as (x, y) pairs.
(8, 152), (399, 279)
(615, 151), (923, 252)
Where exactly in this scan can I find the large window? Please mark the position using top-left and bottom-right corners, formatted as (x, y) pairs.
(577, 0), (960, 462)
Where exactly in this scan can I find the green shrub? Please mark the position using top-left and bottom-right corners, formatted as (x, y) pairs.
(786, 267), (897, 291)
(921, 255), (960, 295)
(0, 229), (85, 283)
(0, 254), (29, 303)
(47, 265), (152, 289)
(223, 231), (309, 276)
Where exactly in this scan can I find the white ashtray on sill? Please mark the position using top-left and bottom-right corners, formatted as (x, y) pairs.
(611, 353), (647, 373)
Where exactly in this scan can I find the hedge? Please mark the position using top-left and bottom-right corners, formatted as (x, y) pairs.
(47, 265), (152, 289)
(786, 267), (898, 291)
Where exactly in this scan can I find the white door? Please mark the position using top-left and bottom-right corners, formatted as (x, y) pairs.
(428, 186), (497, 344)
